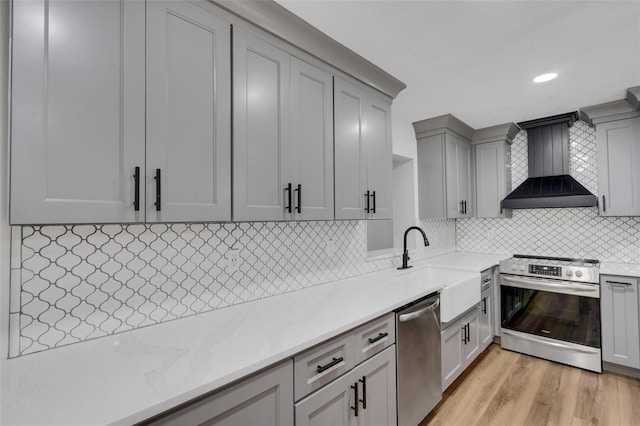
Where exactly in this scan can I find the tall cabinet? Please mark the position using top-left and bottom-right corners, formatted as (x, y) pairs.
(11, 0), (146, 224)
(334, 77), (393, 220)
(233, 27), (334, 222)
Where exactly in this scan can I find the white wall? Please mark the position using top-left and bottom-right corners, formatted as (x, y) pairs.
(0, 0), (11, 359)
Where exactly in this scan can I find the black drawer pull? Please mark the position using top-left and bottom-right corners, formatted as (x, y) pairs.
(133, 166), (140, 211)
(317, 356), (343, 374)
(351, 382), (359, 417)
(368, 332), (388, 344)
(359, 376), (367, 409)
(154, 168), (161, 211)
(482, 297), (487, 314)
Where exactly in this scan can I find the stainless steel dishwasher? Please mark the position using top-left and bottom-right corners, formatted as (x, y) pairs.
(395, 292), (441, 426)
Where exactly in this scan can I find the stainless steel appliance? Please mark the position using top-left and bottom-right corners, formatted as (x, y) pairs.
(499, 255), (601, 372)
(395, 292), (441, 426)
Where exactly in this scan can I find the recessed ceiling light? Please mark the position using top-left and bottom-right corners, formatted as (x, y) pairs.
(533, 73), (558, 83)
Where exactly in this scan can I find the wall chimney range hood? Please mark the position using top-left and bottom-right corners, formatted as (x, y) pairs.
(501, 112), (598, 209)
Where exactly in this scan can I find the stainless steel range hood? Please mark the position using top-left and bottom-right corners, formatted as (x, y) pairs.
(501, 112), (597, 209)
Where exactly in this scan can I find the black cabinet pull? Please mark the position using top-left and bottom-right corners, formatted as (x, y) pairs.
(154, 169), (161, 211)
(368, 332), (388, 344)
(602, 195), (606, 212)
(466, 323), (470, 343)
(364, 191), (370, 213)
(359, 376), (367, 409)
(296, 184), (302, 214)
(482, 297), (487, 314)
(461, 325), (466, 344)
(317, 356), (343, 374)
(371, 191), (376, 213)
(133, 166), (140, 211)
(351, 383), (359, 417)
(285, 183), (292, 213)
(460, 200), (464, 213)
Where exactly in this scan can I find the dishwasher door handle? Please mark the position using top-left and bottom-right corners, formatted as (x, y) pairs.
(398, 298), (439, 322)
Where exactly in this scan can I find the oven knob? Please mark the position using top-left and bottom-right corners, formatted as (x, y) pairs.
(566, 269), (573, 277)
(512, 264), (516, 270)
(519, 265), (525, 271)
(575, 270), (583, 278)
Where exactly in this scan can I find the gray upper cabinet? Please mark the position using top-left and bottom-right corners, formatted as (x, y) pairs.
(600, 275), (640, 369)
(10, 0), (145, 224)
(146, 1), (231, 222)
(290, 57), (334, 221)
(334, 77), (393, 220)
(417, 131), (474, 219)
(471, 123), (518, 218)
(233, 27), (291, 222)
(596, 117), (640, 216)
(233, 28), (334, 221)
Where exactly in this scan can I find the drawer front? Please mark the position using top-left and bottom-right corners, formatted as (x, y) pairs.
(481, 268), (493, 291)
(353, 313), (396, 365)
(294, 332), (354, 401)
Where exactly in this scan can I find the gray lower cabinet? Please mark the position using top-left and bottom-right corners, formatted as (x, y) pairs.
(596, 117), (640, 216)
(146, 0), (231, 222)
(479, 287), (493, 351)
(233, 27), (334, 221)
(601, 275), (640, 369)
(147, 361), (294, 426)
(441, 305), (481, 391)
(334, 77), (393, 220)
(295, 346), (396, 426)
(11, 0), (146, 224)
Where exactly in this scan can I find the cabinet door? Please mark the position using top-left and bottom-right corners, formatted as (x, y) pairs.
(597, 117), (640, 216)
(295, 369), (356, 426)
(10, 0), (145, 224)
(233, 27), (290, 221)
(444, 135), (462, 219)
(364, 95), (393, 219)
(479, 289), (493, 351)
(463, 308), (481, 363)
(149, 361), (293, 426)
(475, 141), (507, 218)
(290, 57), (334, 220)
(601, 276), (640, 368)
(353, 346), (397, 426)
(146, 1), (231, 222)
(334, 78), (366, 220)
(441, 322), (464, 391)
(457, 139), (474, 217)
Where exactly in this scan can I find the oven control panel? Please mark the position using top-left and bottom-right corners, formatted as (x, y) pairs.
(529, 264), (561, 277)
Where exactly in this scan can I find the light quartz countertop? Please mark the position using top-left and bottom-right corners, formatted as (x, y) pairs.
(600, 262), (640, 278)
(421, 251), (511, 273)
(1, 260), (479, 426)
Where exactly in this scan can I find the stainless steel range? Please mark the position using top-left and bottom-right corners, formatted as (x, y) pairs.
(499, 255), (601, 372)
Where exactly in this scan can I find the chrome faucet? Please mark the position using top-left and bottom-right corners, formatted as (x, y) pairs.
(397, 226), (430, 270)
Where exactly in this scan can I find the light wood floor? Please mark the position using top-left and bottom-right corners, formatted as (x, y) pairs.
(421, 344), (640, 426)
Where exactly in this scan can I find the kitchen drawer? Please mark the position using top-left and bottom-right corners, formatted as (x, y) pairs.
(481, 268), (493, 291)
(353, 313), (395, 365)
(294, 331), (354, 401)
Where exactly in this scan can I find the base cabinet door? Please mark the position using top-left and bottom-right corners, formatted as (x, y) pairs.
(353, 346), (397, 426)
(601, 276), (640, 368)
(441, 321), (464, 391)
(148, 361), (293, 426)
(295, 369), (356, 426)
(463, 309), (481, 363)
(479, 288), (493, 351)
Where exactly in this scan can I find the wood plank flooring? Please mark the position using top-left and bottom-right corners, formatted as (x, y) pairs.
(421, 344), (640, 426)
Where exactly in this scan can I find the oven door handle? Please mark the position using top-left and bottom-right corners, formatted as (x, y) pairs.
(501, 275), (599, 297)
(502, 330), (601, 355)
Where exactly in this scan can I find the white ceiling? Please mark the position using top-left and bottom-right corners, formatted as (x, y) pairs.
(275, 0), (640, 130)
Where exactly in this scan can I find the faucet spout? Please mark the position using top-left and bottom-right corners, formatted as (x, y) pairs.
(398, 226), (430, 270)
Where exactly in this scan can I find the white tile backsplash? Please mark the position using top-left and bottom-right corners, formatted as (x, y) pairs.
(14, 219), (455, 356)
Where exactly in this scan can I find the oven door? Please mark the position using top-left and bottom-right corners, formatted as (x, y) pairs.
(500, 274), (600, 348)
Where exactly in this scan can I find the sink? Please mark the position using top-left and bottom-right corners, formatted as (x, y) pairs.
(440, 274), (481, 323)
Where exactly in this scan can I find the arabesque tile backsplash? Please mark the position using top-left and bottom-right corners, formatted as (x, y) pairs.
(8, 121), (638, 357)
